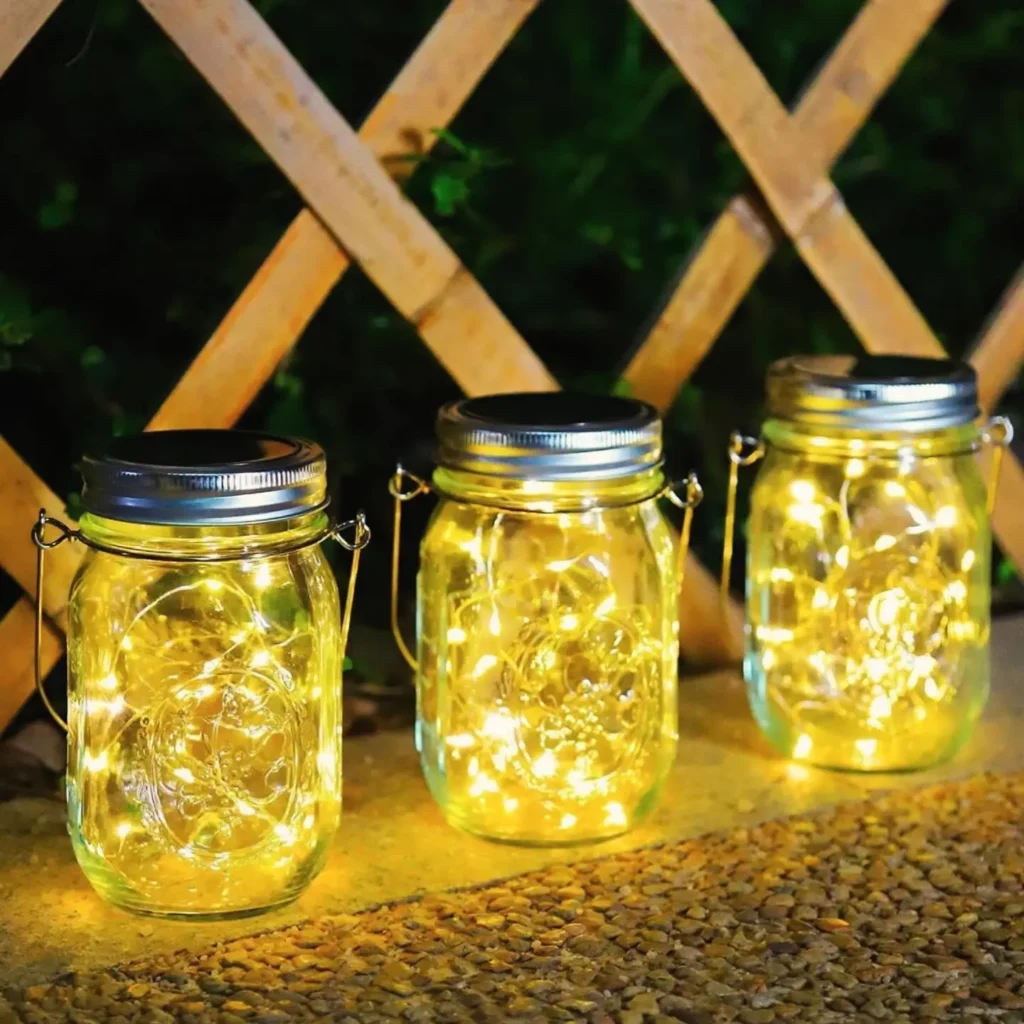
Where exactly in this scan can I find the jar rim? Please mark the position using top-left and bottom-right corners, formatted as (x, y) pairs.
(766, 355), (979, 432)
(80, 429), (328, 526)
(435, 392), (663, 482)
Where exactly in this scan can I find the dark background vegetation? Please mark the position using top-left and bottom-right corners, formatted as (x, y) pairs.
(1, 0), (1022, 724)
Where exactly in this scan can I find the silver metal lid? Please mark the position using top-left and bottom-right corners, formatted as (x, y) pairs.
(436, 393), (662, 480)
(81, 430), (328, 525)
(766, 355), (979, 432)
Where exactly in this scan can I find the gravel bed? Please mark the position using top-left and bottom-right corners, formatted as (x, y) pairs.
(5, 772), (1024, 1023)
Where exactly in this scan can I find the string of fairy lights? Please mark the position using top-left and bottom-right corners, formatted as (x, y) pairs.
(69, 546), (339, 914)
(748, 448), (985, 770)
(416, 503), (678, 843)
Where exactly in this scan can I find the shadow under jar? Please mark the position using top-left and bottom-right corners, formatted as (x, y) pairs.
(723, 356), (1011, 772)
(390, 394), (702, 845)
(33, 431), (368, 918)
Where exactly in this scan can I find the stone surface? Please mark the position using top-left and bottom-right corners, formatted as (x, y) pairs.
(0, 615), (1022, 991)
(5, 772), (1024, 1022)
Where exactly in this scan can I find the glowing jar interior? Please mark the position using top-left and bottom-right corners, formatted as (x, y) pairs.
(746, 420), (990, 771)
(416, 467), (678, 845)
(66, 511), (341, 918)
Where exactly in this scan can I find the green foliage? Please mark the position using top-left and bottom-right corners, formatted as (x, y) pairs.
(427, 129), (509, 218)
(38, 180), (78, 230)
(997, 558), (1020, 587)
(0, 276), (34, 368)
(0, 0), (1021, 617)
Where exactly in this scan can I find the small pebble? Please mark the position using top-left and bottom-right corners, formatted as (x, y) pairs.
(739, 1011), (776, 1024)
(817, 918), (850, 932)
(628, 992), (660, 1014)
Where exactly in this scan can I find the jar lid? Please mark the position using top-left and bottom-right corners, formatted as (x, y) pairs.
(80, 430), (328, 525)
(435, 393), (662, 480)
(765, 355), (979, 432)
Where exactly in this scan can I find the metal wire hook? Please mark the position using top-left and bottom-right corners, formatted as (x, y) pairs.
(330, 511), (371, 681)
(388, 465), (431, 502)
(664, 472), (703, 598)
(31, 509), (76, 732)
(982, 415), (1015, 516)
(332, 511), (372, 552)
(662, 472), (704, 511)
(389, 465), (433, 673)
(721, 432), (765, 602)
(728, 433), (766, 467)
(32, 511), (79, 551)
(983, 414), (1015, 449)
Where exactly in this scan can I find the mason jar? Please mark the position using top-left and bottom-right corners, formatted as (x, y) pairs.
(32, 431), (368, 918)
(389, 394), (702, 845)
(723, 355), (1010, 772)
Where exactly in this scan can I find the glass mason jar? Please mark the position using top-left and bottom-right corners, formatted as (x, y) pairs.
(389, 394), (702, 845)
(723, 355), (1011, 772)
(31, 431), (369, 918)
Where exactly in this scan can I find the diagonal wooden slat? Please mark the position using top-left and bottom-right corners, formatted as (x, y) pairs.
(969, 265), (1024, 414)
(630, 0), (1024, 578)
(149, 211), (342, 431)
(138, 0), (556, 398)
(0, 438), (77, 624)
(623, 0), (949, 411)
(151, 0), (542, 430)
(0, 0), (60, 76)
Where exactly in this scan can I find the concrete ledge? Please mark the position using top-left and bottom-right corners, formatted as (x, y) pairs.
(1, 616), (1022, 987)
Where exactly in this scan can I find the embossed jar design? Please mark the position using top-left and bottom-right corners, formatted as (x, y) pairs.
(390, 395), (702, 845)
(32, 431), (369, 918)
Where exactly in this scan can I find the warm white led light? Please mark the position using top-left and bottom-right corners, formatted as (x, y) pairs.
(472, 654), (498, 679)
(603, 802), (627, 828)
(790, 480), (815, 503)
(533, 751), (557, 778)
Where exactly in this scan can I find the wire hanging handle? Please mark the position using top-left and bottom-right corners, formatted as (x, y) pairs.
(31, 510), (79, 732)
(720, 432), (765, 602)
(981, 415), (1014, 517)
(388, 465), (432, 673)
(330, 511), (372, 672)
(30, 508), (372, 731)
(662, 471), (704, 598)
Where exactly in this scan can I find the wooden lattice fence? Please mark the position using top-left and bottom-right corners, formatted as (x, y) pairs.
(0, 0), (1021, 732)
